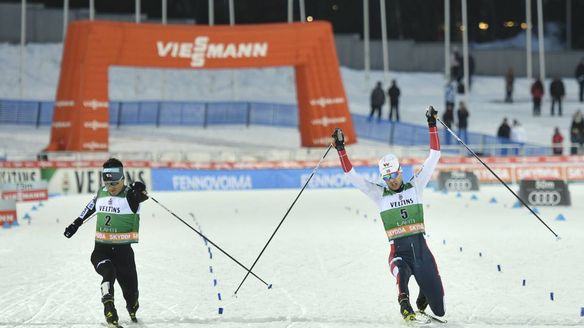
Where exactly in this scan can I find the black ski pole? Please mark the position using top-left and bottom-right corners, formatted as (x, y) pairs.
(436, 117), (560, 239)
(233, 144), (334, 295)
(148, 194), (272, 287)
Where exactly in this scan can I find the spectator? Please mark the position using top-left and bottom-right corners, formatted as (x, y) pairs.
(387, 79), (401, 122)
(531, 78), (544, 116)
(442, 106), (455, 145)
(505, 67), (514, 103)
(450, 48), (461, 85)
(497, 118), (512, 156)
(369, 81), (385, 122)
(510, 119), (527, 156)
(445, 80), (456, 111)
(576, 58), (584, 103)
(550, 77), (565, 116)
(570, 110), (584, 155)
(552, 127), (564, 155)
(457, 101), (469, 144)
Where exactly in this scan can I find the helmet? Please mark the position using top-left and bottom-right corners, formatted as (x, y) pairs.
(378, 153), (401, 177)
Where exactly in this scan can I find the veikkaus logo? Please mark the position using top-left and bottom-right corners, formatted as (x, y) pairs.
(156, 36), (269, 68)
(55, 100), (75, 108)
(84, 120), (109, 131)
(82, 142), (108, 151)
(311, 116), (347, 127)
(309, 97), (345, 108)
(527, 191), (562, 206)
(83, 99), (108, 110)
(52, 121), (71, 128)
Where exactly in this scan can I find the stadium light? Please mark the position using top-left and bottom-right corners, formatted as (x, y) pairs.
(478, 22), (489, 30)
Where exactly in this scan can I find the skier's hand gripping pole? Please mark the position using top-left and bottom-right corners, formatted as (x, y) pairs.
(147, 194), (272, 287)
(233, 143), (334, 295)
(435, 115), (560, 239)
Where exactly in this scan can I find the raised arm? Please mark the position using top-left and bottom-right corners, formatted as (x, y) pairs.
(413, 106), (441, 188)
(332, 128), (383, 202)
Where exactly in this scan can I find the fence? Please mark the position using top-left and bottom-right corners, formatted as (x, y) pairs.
(0, 98), (551, 157)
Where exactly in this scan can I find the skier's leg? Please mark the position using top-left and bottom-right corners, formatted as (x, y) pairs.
(389, 252), (415, 318)
(414, 240), (445, 317)
(113, 245), (139, 321)
(91, 246), (119, 325)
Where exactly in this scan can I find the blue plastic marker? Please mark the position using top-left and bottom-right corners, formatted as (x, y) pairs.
(489, 197), (497, 204)
(217, 293), (222, 301)
(580, 307), (584, 317)
(218, 307), (224, 314)
(522, 279), (526, 286)
(497, 264), (501, 272)
(555, 214), (566, 221)
(479, 252), (482, 257)
(209, 266), (213, 273)
(550, 292), (554, 301)
(213, 279), (217, 287)
(443, 239), (446, 245)
(268, 284), (273, 289)
(459, 247), (463, 252)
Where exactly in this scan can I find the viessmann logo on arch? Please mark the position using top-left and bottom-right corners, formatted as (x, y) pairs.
(156, 36), (269, 68)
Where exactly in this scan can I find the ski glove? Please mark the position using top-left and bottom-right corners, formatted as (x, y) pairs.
(426, 106), (438, 128)
(129, 181), (149, 202)
(332, 128), (345, 151)
(64, 218), (83, 238)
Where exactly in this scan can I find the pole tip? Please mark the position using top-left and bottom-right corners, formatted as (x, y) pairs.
(267, 284), (273, 289)
(555, 235), (562, 241)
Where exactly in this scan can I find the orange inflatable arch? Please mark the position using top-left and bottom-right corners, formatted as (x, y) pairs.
(47, 21), (356, 152)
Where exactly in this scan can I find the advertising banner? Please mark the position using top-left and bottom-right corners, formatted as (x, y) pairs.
(437, 171), (480, 191)
(42, 167), (151, 195)
(0, 199), (17, 225)
(151, 165), (414, 191)
(47, 21), (354, 151)
(0, 181), (48, 202)
(0, 168), (42, 184)
(518, 179), (571, 206)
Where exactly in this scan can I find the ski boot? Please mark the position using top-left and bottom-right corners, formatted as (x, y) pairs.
(399, 293), (430, 325)
(416, 292), (428, 313)
(126, 300), (139, 323)
(102, 295), (122, 328)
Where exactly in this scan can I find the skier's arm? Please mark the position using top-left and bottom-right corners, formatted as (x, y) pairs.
(64, 196), (97, 238)
(332, 128), (383, 202)
(413, 107), (441, 188)
(126, 181), (149, 213)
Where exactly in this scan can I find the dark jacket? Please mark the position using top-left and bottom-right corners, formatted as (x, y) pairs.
(497, 122), (511, 139)
(371, 86), (386, 107)
(531, 80), (544, 99)
(571, 117), (584, 144)
(388, 85), (400, 105)
(550, 79), (565, 99)
(442, 108), (454, 128)
(457, 107), (469, 129)
(576, 63), (584, 82)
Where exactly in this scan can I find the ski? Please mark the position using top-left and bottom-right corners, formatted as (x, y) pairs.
(417, 311), (447, 324)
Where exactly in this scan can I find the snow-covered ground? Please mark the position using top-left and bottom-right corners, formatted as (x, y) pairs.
(1, 185), (582, 327)
(1, 43), (583, 157)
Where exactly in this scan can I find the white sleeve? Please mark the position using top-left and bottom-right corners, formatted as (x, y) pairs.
(412, 149), (441, 191)
(346, 167), (384, 203)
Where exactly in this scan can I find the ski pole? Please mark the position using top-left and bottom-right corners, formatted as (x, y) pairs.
(233, 143), (334, 295)
(148, 194), (272, 287)
(436, 117), (560, 239)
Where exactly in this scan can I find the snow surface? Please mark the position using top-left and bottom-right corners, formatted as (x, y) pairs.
(1, 42), (583, 156)
(1, 185), (582, 327)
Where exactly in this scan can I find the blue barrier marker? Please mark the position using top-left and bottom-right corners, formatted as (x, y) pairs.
(580, 307), (584, 317)
(31, 206), (37, 211)
(213, 279), (217, 287)
(471, 194), (478, 200)
(217, 293), (222, 301)
(38, 202), (44, 207)
(2, 221), (12, 229)
(489, 197), (497, 204)
(12, 220), (19, 226)
(218, 307), (224, 315)
(456, 192), (462, 198)
(533, 207), (540, 214)
(512, 201), (521, 208)
(497, 264), (501, 272)
(23, 213), (31, 220)
(550, 292), (554, 301)
(555, 214), (566, 221)
(522, 279), (526, 286)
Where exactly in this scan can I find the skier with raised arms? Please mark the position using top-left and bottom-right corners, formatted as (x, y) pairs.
(64, 158), (149, 328)
(331, 106), (445, 324)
